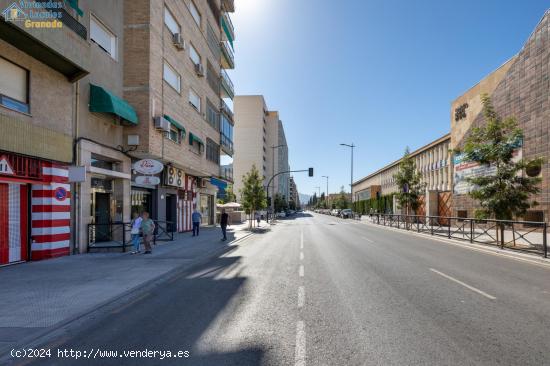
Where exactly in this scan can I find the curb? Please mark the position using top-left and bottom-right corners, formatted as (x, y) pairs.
(0, 230), (257, 362)
(358, 219), (550, 268)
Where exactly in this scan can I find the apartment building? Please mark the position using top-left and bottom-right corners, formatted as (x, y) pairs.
(123, 0), (235, 228)
(0, 0), (90, 263)
(233, 95), (290, 203)
(352, 134), (452, 216)
(289, 176), (299, 207)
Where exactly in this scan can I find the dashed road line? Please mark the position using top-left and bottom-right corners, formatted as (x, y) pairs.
(299, 264), (304, 277)
(362, 236), (373, 243)
(297, 286), (305, 308)
(300, 231), (304, 249)
(295, 321), (306, 366)
(300, 251), (304, 261)
(429, 268), (496, 300)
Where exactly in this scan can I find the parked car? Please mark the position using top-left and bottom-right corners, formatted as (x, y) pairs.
(276, 211), (286, 218)
(340, 209), (353, 219)
(331, 209), (341, 216)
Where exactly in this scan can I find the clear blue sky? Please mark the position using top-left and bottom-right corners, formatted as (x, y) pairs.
(230, 0), (549, 197)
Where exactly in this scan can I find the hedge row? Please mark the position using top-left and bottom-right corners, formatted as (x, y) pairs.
(352, 194), (395, 214)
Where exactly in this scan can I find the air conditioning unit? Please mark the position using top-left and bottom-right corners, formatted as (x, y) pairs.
(172, 33), (186, 50)
(195, 63), (204, 77)
(197, 178), (207, 188)
(153, 116), (171, 132)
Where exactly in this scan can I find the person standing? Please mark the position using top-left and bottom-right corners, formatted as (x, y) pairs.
(220, 208), (230, 241)
(140, 211), (155, 254)
(130, 212), (142, 254)
(192, 207), (202, 237)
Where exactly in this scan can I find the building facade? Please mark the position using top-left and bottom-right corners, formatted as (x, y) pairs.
(233, 95), (290, 204)
(451, 9), (550, 221)
(123, 0), (235, 228)
(352, 134), (452, 216)
(0, 0), (91, 263)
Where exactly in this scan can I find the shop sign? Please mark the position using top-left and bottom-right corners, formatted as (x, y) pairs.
(0, 155), (14, 175)
(133, 159), (163, 175)
(453, 148), (522, 195)
(135, 176), (160, 186)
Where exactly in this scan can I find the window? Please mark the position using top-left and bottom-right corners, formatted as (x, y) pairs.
(90, 15), (117, 58)
(188, 1), (201, 26)
(206, 138), (220, 164)
(189, 44), (201, 65)
(163, 61), (181, 92)
(0, 57), (29, 113)
(206, 99), (220, 130)
(167, 125), (181, 143)
(164, 6), (180, 35)
(189, 89), (201, 111)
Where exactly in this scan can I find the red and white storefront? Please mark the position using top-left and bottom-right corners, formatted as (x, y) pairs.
(0, 152), (70, 265)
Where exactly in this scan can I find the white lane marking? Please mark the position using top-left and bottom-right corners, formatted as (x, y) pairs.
(300, 231), (304, 249)
(295, 321), (306, 366)
(299, 265), (304, 277)
(429, 268), (496, 300)
(297, 286), (305, 308)
(362, 236), (373, 243)
(300, 251), (304, 261)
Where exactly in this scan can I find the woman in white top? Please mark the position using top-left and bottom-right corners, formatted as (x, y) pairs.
(130, 212), (143, 254)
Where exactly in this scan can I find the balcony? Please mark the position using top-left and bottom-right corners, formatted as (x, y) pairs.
(221, 99), (233, 123)
(0, 1), (89, 81)
(220, 69), (235, 99)
(221, 12), (235, 46)
(221, 0), (235, 12)
(220, 165), (234, 182)
(220, 133), (234, 156)
(220, 40), (235, 69)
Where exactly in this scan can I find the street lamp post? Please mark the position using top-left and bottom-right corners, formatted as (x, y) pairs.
(270, 144), (287, 218)
(322, 175), (329, 209)
(340, 143), (355, 201)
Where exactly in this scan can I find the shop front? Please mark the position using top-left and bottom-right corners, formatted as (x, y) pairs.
(0, 151), (71, 264)
(177, 174), (196, 232)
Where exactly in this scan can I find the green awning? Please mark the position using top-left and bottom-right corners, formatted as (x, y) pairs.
(163, 114), (185, 133)
(221, 16), (234, 50)
(189, 132), (204, 146)
(89, 84), (138, 124)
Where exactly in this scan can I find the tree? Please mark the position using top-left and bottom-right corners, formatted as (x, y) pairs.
(334, 186), (350, 209)
(239, 165), (267, 228)
(274, 193), (288, 213)
(456, 94), (542, 221)
(220, 185), (236, 204)
(393, 147), (424, 216)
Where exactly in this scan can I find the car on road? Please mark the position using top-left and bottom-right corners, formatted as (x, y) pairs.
(340, 209), (353, 219)
(331, 209), (341, 216)
(276, 211), (286, 218)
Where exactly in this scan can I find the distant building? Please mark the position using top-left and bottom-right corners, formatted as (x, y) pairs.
(233, 95), (290, 204)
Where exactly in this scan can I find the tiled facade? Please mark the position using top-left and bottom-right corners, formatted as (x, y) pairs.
(452, 10), (550, 221)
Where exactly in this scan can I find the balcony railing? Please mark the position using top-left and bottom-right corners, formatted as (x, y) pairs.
(220, 69), (234, 99)
(221, 12), (235, 44)
(220, 166), (234, 182)
(220, 40), (235, 69)
(221, 99), (233, 122)
(36, 0), (87, 39)
(220, 133), (234, 156)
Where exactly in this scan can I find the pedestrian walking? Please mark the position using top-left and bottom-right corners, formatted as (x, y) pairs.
(255, 211), (261, 227)
(140, 211), (155, 254)
(130, 212), (142, 254)
(192, 207), (202, 237)
(220, 208), (230, 241)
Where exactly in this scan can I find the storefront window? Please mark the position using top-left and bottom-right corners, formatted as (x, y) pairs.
(131, 189), (152, 216)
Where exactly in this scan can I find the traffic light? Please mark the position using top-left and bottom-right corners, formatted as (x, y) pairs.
(308, 168), (314, 177)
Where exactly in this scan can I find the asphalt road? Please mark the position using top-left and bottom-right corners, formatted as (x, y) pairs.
(22, 212), (550, 365)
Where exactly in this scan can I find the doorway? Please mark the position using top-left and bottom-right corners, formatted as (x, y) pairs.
(166, 194), (177, 232)
(94, 192), (111, 242)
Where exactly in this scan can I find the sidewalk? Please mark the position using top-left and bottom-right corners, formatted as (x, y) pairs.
(0, 222), (252, 353)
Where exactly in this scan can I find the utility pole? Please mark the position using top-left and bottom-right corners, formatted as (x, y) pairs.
(340, 143), (355, 200)
(322, 175), (329, 208)
(270, 144), (286, 218)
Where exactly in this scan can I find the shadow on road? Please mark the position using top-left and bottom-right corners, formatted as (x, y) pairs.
(28, 246), (267, 366)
